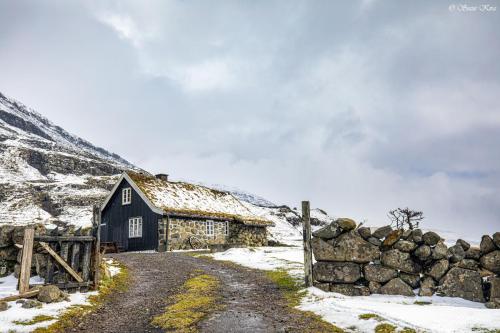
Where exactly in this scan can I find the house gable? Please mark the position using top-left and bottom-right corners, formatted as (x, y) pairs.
(101, 173), (163, 214)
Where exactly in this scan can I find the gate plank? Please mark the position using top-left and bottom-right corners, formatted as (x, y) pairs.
(39, 241), (83, 283)
(81, 242), (92, 281)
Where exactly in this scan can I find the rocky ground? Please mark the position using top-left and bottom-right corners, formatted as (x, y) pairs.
(66, 252), (333, 333)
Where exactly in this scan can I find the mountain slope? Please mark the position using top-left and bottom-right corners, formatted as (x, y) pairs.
(0, 91), (331, 243)
(0, 92), (135, 227)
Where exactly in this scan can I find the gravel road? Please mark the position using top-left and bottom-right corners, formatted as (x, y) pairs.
(66, 252), (326, 333)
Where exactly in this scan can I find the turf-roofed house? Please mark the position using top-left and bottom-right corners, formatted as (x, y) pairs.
(100, 171), (274, 252)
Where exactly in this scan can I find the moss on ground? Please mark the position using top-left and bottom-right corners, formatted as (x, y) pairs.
(471, 328), (500, 333)
(358, 313), (384, 321)
(13, 315), (55, 325)
(151, 274), (221, 333)
(32, 261), (129, 333)
(413, 301), (432, 306)
(374, 323), (397, 333)
(399, 328), (417, 333)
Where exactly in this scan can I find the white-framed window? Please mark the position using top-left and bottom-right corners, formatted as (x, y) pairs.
(206, 220), (214, 236)
(129, 217), (143, 238)
(223, 221), (229, 236)
(122, 187), (132, 205)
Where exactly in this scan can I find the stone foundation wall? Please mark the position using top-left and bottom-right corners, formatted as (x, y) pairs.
(166, 218), (267, 250)
(312, 218), (500, 308)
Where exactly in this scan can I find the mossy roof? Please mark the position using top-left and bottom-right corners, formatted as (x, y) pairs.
(126, 171), (273, 227)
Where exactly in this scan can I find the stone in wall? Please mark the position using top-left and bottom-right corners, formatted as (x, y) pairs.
(480, 250), (500, 274)
(480, 235), (496, 254)
(330, 284), (370, 296)
(393, 240), (417, 253)
(426, 259), (449, 281)
(437, 267), (484, 302)
(313, 262), (361, 283)
(431, 242), (448, 260)
(422, 231), (441, 246)
(363, 264), (397, 283)
(379, 278), (414, 297)
(372, 225), (392, 239)
(465, 247), (481, 260)
(381, 249), (421, 274)
(399, 272), (420, 289)
(447, 244), (465, 263)
(312, 222), (341, 240)
(312, 231), (379, 263)
(419, 277), (436, 296)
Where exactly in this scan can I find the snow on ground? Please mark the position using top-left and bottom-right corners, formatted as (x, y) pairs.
(209, 246), (500, 333)
(0, 260), (121, 333)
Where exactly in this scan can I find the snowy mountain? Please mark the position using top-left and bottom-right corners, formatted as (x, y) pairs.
(0, 91), (332, 242)
(0, 91), (135, 227)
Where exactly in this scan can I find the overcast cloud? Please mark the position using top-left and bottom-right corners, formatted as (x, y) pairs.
(1, 0), (499, 239)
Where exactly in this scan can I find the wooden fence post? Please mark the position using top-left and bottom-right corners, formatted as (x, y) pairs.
(302, 201), (313, 287)
(19, 228), (34, 294)
(92, 205), (101, 288)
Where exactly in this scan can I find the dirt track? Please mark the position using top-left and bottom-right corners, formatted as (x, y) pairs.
(66, 252), (327, 333)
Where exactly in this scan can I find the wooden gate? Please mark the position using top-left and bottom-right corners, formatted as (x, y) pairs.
(17, 206), (102, 294)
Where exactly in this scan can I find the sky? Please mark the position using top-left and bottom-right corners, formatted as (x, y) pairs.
(0, 0), (499, 239)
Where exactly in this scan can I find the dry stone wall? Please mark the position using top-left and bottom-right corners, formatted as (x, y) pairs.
(312, 218), (500, 308)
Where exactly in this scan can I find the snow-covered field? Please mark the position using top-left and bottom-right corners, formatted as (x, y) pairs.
(0, 260), (120, 333)
(210, 246), (500, 333)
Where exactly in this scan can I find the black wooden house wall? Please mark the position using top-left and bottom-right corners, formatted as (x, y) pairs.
(101, 178), (162, 251)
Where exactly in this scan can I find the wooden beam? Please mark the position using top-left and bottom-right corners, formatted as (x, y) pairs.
(1, 288), (40, 302)
(39, 242), (84, 283)
(81, 242), (92, 281)
(302, 201), (313, 288)
(35, 235), (94, 242)
(19, 228), (35, 294)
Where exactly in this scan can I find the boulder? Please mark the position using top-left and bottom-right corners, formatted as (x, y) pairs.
(485, 299), (500, 309)
(438, 267), (484, 302)
(330, 284), (370, 296)
(410, 229), (423, 243)
(379, 278), (414, 296)
(465, 247), (481, 260)
(367, 237), (382, 247)
(312, 231), (380, 263)
(369, 281), (381, 294)
(480, 235), (496, 254)
(381, 249), (421, 274)
(493, 232), (500, 249)
(453, 259), (479, 271)
(0, 226), (14, 248)
(487, 276), (500, 300)
(426, 259), (449, 281)
(419, 277), (436, 296)
(21, 299), (43, 309)
(402, 229), (412, 240)
(37, 285), (62, 303)
(363, 264), (398, 283)
(480, 250), (500, 274)
(0, 301), (8, 312)
(414, 245), (432, 260)
(422, 231), (440, 246)
(357, 227), (371, 240)
(456, 239), (471, 252)
(337, 218), (356, 231)
(394, 240), (417, 253)
(431, 242), (448, 260)
(447, 244), (466, 263)
(479, 268), (495, 278)
(399, 273), (420, 289)
(382, 230), (403, 247)
(313, 262), (361, 283)
(313, 282), (330, 292)
(312, 222), (342, 240)
(372, 225), (393, 239)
